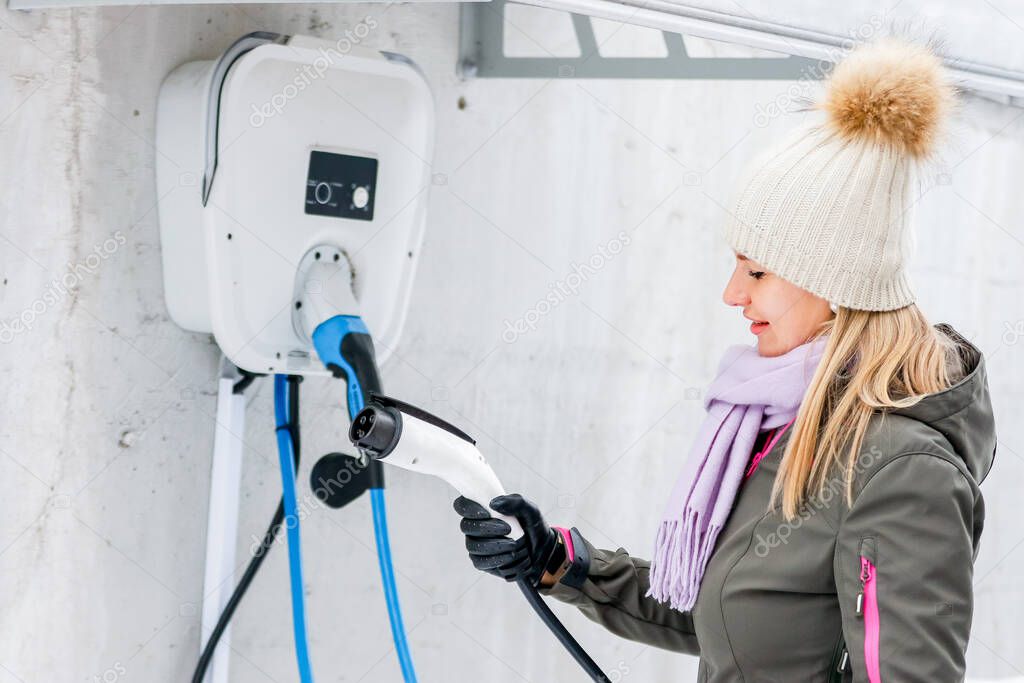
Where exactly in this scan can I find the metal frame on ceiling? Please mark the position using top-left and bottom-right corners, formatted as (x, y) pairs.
(458, 0), (1024, 108)
(458, 0), (822, 80)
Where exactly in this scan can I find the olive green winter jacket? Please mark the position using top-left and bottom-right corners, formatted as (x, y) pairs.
(541, 323), (997, 682)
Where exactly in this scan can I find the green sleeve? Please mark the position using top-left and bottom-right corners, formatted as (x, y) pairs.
(538, 528), (700, 655)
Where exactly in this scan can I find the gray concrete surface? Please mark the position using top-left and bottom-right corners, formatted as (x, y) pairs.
(0, 3), (1022, 681)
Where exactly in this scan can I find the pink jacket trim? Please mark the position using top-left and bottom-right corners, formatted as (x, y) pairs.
(553, 526), (574, 561)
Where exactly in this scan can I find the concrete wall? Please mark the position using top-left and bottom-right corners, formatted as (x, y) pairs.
(0, 3), (1021, 681)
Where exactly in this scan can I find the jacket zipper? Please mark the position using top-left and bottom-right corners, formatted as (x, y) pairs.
(744, 417), (795, 479)
(825, 633), (848, 683)
(855, 539), (881, 683)
(744, 427), (776, 478)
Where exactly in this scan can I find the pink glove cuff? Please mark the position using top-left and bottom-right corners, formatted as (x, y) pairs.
(553, 526), (574, 561)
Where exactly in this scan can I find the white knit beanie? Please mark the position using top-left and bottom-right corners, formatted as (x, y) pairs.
(723, 36), (959, 311)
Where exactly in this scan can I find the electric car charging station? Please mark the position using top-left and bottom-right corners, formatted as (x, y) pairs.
(156, 30), (608, 683)
(156, 33), (432, 374)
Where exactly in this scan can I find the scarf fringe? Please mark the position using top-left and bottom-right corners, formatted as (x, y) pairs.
(647, 336), (829, 613)
(646, 509), (723, 612)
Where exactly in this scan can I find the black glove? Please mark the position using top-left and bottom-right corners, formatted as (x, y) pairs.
(454, 493), (563, 587)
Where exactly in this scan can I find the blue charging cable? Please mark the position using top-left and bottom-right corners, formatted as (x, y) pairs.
(271, 317), (418, 683)
(350, 396), (418, 683)
(274, 375), (315, 683)
(312, 314), (418, 683)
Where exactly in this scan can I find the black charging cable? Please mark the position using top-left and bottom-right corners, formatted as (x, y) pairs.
(191, 374), (301, 683)
(517, 579), (610, 682)
(231, 368), (264, 395)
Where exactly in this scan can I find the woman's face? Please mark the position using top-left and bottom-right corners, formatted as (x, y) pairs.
(722, 252), (834, 357)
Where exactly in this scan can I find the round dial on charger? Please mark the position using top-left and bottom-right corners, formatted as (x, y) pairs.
(352, 185), (370, 209)
(314, 182), (332, 205)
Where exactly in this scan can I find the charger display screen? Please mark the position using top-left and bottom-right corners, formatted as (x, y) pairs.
(304, 151), (378, 221)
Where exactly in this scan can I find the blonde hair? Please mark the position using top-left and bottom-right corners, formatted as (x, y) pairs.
(768, 304), (961, 521)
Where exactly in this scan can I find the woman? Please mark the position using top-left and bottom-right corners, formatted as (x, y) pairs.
(455, 36), (997, 682)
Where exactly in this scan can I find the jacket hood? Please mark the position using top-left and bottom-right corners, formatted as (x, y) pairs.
(890, 322), (997, 484)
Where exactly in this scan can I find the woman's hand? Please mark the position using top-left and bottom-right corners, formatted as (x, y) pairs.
(453, 493), (563, 587)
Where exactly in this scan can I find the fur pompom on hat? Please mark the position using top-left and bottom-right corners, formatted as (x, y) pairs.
(723, 36), (960, 311)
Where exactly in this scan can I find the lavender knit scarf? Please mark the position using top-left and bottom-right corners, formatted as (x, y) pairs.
(646, 334), (829, 611)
